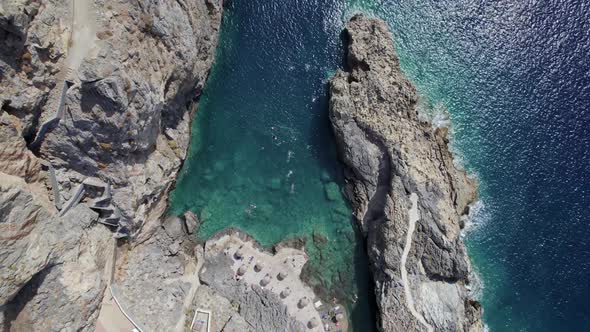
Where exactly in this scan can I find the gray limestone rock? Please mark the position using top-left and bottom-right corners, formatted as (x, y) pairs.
(190, 284), (254, 332)
(0, 0), (223, 237)
(183, 210), (200, 235)
(221, 315), (254, 332)
(0, 0), (223, 330)
(0, 173), (52, 305)
(163, 214), (186, 240)
(2, 231), (110, 332)
(200, 254), (306, 332)
(111, 221), (199, 331)
(0, 175), (111, 331)
(329, 15), (483, 332)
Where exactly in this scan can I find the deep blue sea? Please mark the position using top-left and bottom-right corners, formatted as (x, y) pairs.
(172, 0), (590, 330)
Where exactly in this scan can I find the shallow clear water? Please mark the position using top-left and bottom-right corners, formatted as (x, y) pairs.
(169, 0), (376, 330)
(350, 0), (590, 331)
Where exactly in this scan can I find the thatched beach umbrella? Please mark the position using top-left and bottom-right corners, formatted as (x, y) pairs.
(254, 261), (264, 272)
(234, 250), (244, 260)
(298, 297), (310, 309)
(278, 271), (288, 280)
(280, 288), (291, 298)
(308, 317), (319, 329)
(260, 275), (271, 286)
(335, 313), (344, 322)
(237, 265), (248, 276)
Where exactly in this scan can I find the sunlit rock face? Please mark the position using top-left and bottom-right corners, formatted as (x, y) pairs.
(0, 0), (223, 330)
(329, 15), (482, 332)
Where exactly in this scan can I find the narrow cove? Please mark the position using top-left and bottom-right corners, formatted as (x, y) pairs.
(168, 1), (376, 330)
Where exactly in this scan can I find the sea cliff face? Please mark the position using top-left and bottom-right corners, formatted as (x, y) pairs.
(329, 15), (483, 331)
(0, 0), (222, 330)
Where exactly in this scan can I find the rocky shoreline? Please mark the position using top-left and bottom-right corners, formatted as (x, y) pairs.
(1, 0), (222, 330)
(329, 14), (483, 332)
(1, 2), (483, 331)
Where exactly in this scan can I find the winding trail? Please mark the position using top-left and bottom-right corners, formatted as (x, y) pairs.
(400, 193), (434, 332)
(67, 0), (97, 69)
(31, 0), (97, 148)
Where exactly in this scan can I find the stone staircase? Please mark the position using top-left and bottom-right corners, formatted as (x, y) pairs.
(38, 65), (130, 239)
(30, 67), (76, 150)
(48, 171), (129, 239)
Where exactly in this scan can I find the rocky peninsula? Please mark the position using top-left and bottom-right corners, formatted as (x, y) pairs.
(329, 15), (483, 332)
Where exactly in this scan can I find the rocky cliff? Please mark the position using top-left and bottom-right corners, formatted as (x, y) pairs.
(1, 3), (485, 331)
(0, 0), (222, 330)
(329, 15), (483, 332)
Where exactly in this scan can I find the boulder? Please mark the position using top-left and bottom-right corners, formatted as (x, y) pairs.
(323, 182), (341, 201)
(183, 210), (200, 235)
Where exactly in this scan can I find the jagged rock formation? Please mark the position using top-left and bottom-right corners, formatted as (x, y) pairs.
(109, 214), (203, 331)
(200, 254), (304, 332)
(329, 15), (483, 331)
(198, 231), (311, 332)
(0, 174), (112, 331)
(2, 2), (484, 331)
(0, 0), (223, 330)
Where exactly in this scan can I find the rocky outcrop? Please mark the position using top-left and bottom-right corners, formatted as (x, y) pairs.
(1, 0), (223, 233)
(329, 15), (483, 331)
(111, 214), (201, 331)
(0, 174), (113, 331)
(0, 0), (223, 330)
(199, 253), (305, 332)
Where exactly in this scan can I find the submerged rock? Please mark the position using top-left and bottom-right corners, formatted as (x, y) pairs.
(324, 181), (341, 201)
(213, 160), (226, 172)
(329, 14), (483, 332)
(320, 170), (332, 183)
(312, 230), (328, 247)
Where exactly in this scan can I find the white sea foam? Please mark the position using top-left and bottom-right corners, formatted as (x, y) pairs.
(461, 198), (489, 310)
(432, 102), (451, 128)
(416, 98), (451, 128)
(415, 98), (471, 174)
(461, 198), (488, 237)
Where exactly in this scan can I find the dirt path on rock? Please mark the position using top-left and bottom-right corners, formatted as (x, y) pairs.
(66, 0), (97, 70)
(173, 251), (203, 332)
(95, 241), (137, 332)
(401, 193), (434, 332)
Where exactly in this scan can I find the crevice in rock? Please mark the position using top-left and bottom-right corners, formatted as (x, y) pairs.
(1, 100), (45, 147)
(160, 76), (201, 132)
(424, 271), (461, 284)
(335, 123), (388, 331)
(359, 127), (392, 229)
(1, 264), (55, 332)
(349, 221), (379, 332)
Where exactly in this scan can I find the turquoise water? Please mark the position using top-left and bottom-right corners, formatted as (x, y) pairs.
(350, 0), (590, 331)
(171, 0), (590, 330)
(169, 1), (375, 329)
